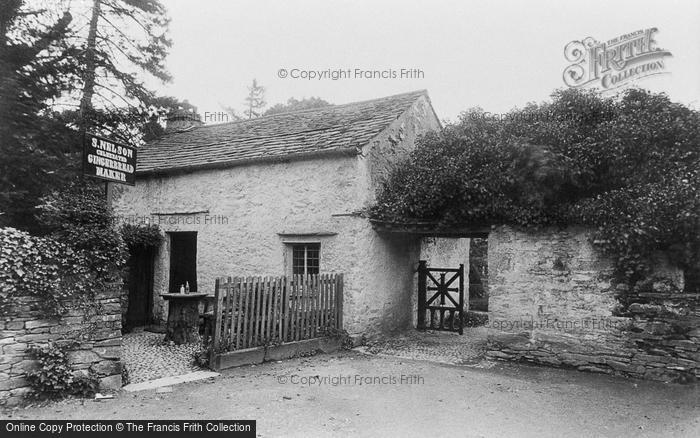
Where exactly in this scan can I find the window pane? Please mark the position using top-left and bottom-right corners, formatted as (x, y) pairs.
(306, 244), (320, 274)
(290, 243), (320, 276)
(292, 245), (306, 276)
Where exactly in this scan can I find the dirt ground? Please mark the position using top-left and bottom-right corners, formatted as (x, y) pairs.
(3, 351), (699, 437)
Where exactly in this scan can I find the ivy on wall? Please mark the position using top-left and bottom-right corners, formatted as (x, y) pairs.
(26, 342), (99, 399)
(120, 223), (163, 250)
(0, 179), (127, 316)
(36, 179), (126, 284)
(0, 228), (92, 315)
(371, 88), (700, 292)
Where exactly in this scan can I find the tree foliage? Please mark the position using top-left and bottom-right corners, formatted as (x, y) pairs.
(69, 0), (172, 141)
(264, 96), (330, 116)
(36, 179), (126, 285)
(243, 78), (266, 119)
(0, 2), (80, 231)
(0, 0), (173, 232)
(371, 88), (700, 291)
(0, 227), (91, 315)
(1, 179), (127, 315)
(120, 222), (162, 249)
(140, 96), (199, 141)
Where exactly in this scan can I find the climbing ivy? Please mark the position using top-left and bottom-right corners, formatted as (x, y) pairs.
(0, 179), (127, 316)
(371, 88), (700, 292)
(36, 179), (126, 286)
(0, 227), (92, 315)
(26, 342), (99, 399)
(120, 223), (163, 250)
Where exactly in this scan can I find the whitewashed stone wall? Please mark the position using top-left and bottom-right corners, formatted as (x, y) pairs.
(113, 96), (440, 337)
(488, 226), (618, 320)
(420, 238), (470, 268)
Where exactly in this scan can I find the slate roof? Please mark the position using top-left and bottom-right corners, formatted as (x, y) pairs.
(135, 90), (431, 175)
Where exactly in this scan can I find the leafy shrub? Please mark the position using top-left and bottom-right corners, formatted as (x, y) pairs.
(0, 227), (93, 315)
(371, 88), (700, 291)
(193, 339), (211, 368)
(26, 343), (99, 399)
(120, 223), (163, 249)
(36, 179), (126, 284)
(2, 180), (128, 316)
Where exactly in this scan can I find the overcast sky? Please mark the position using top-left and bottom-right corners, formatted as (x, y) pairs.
(155, 0), (700, 122)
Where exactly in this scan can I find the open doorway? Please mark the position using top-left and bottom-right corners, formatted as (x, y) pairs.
(168, 231), (198, 293)
(125, 246), (155, 331)
(468, 237), (488, 311)
(465, 237), (489, 327)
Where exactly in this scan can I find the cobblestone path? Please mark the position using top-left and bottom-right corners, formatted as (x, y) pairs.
(121, 331), (203, 384)
(361, 328), (491, 366)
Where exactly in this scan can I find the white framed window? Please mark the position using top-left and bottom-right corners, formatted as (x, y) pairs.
(280, 233), (334, 279)
(290, 243), (320, 277)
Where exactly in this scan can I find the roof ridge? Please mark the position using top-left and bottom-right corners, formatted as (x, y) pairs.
(187, 89), (428, 131)
(262, 89), (428, 118)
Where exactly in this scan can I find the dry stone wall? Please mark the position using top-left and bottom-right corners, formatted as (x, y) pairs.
(0, 284), (122, 406)
(484, 226), (699, 383)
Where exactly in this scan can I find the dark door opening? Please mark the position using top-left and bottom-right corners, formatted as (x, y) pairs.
(125, 246), (155, 331)
(169, 232), (197, 293)
(468, 237), (489, 311)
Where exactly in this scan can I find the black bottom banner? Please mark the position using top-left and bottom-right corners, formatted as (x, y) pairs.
(1, 420), (256, 437)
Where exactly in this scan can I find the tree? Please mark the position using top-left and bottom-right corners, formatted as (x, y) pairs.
(0, 1), (79, 231)
(371, 88), (700, 291)
(71, 0), (172, 143)
(243, 79), (266, 119)
(264, 96), (330, 116)
(0, 0), (173, 232)
(141, 96), (198, 141)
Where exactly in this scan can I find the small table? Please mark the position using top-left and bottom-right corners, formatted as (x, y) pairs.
(161, 293), (208, 344)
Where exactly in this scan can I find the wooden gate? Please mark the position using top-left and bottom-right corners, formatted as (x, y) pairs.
(417, 260), (464, 334)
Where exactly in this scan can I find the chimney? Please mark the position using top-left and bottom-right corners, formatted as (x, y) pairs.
(164, 108), (203, 133)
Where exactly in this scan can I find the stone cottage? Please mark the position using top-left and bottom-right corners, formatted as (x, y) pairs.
(113, 90), (441, 336)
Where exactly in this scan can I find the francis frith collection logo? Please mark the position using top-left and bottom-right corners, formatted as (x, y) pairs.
(563, 28), (672, 91)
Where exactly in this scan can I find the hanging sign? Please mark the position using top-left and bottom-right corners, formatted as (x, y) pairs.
(83, 134), (136, 185)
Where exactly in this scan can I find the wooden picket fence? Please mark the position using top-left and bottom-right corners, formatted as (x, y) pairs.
(211, 274), (344, 353)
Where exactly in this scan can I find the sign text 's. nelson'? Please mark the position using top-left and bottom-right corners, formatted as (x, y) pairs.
(83, 134), (136, 185)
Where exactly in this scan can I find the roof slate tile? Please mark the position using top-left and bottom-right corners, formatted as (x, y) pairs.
(136, 90), (428, 174)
